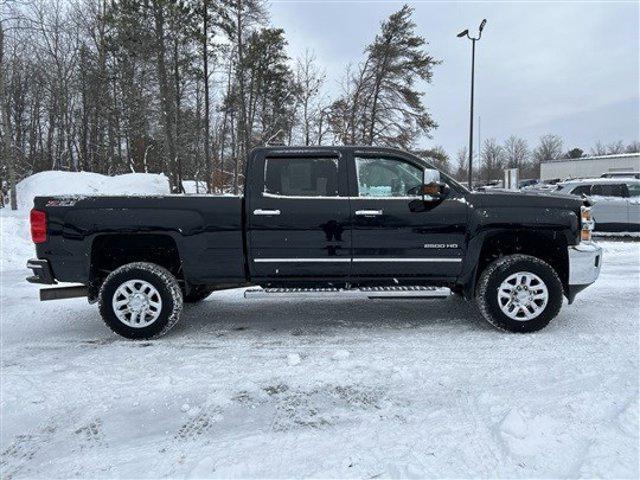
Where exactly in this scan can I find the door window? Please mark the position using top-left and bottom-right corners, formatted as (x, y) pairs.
(591, 184), (627, 197)
(355, 157), (424, 198)
(264, 157), (339, 197)
(626, 183), (640, 197)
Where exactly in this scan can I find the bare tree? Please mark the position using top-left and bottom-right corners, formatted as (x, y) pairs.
(150, 0), (180, 190)
(0, 14), (17, 208)
(606, 140), (625, 155)
(503, 135), (529, 170)
(217, 0), (267, 192)
(455, 146), (468, 181)
(625, 141), (640, 154)
(294, 50), (325, 146)
(201, 0), (212, 191)
(481, 138), (504, 182)
(590, 141), (607, 156)
(532, 134), (563, 176)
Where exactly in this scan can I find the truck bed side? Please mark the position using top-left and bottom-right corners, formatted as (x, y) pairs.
(33, 195), (246, 286)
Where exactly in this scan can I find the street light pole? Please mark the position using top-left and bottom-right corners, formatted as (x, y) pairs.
(468, 38), (476, 190)
(458, 19), (486, 190)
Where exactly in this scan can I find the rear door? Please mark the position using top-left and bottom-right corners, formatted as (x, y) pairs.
(626, 182), (640, 229)
(247, 151), (351, 281)
(590, 183), (628, 231)
(348, 152), (467, 280)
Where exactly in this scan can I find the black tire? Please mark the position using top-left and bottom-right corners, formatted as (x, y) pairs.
(475, 254), (563, 333)
(182, 285), (213, 304)
(98, 262), (183, 340)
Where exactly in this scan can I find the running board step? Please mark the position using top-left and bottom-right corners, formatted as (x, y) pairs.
(244, 286), (451, 300)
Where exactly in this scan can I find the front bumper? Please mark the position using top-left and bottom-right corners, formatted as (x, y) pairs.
(26, 258), (57, 285)
(566, 242), (602, 302)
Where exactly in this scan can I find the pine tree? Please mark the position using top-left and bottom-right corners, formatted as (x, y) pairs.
(416, 146), (450, 173)
(331, 4), (439, 149)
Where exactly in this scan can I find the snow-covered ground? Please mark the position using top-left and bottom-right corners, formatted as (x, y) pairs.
(1, 208), (638, 479)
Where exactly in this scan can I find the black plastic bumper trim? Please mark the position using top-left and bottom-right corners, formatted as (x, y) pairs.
(26, 258), (57, 285)
(40, 286), (87, 301)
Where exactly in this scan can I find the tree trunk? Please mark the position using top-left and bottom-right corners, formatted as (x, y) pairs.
(202, 0), (212, 192)
(152, 0), (179, 191)
(0, 22), (18, 209)
(235, 4), (249, 162)
(348, 58), (370, 144)
(172, 32), (183, 192)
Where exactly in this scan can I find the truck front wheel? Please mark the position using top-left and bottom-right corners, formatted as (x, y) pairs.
(98, 262), (183, 339)
(475, 254), (563, 333)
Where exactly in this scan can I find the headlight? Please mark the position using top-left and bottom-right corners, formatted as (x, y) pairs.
(581, 206), (594, 242)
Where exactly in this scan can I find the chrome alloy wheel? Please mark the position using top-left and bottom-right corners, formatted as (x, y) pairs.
(112, 279), (163, 328)
(497, 271), (549, 321)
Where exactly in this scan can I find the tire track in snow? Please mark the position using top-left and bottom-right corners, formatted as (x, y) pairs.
(0, 422), (57, 478)
(454, 391), (505, 477)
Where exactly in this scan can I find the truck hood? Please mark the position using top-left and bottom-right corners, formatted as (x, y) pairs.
(468, 190), (587, 210)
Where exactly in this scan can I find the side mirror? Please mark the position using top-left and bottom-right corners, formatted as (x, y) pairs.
(409, 182), (450, 201)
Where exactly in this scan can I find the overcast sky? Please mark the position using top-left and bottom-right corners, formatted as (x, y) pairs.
(270, 0), (639, 157)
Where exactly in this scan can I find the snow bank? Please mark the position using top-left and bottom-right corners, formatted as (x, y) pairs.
(14, 171), (171, 210)
(0, 209), (34, 270)
(3, 171), (170, 268)
(182, 180), (208, 194)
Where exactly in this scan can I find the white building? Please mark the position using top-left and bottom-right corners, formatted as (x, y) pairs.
(540, 153), (640, 180)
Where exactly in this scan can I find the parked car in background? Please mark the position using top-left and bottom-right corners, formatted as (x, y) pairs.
(600, 172), (640, 179)
(475, 180), (503, 191)
(518, 179), (539, 189)
(521, 178), (565, 193)
(556, 178), (640, 232)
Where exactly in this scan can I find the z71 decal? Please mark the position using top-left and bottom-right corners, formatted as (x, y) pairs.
(46, 198), (80, 207)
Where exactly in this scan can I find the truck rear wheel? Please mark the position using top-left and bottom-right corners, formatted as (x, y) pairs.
(98, 262), (183, 339)
(475, 254), (563, 333)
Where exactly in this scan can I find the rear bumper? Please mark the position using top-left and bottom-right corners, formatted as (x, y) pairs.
(26, 258), (57, 285)
(566, 242), (602, 303)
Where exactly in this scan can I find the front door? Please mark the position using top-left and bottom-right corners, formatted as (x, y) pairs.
(348, 153), (468, 280)
(248, 153), (351, 282)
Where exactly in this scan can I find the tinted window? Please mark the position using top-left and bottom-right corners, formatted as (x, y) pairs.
(627, 183), (640, 197)
(355, 157), (424, 197)
(570, 185), (592, 196)
(591, 184), (626, 197)
(264, 157), (339, 197)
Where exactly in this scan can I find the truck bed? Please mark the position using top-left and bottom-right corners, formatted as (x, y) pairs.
(33, 195), (246, 285)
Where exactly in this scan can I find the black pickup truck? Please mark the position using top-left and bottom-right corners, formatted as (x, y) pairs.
(27, 146), (602, 339)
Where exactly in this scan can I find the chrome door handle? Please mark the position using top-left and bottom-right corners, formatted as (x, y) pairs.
(253, 209), (281, 216)
(355, 209), (383, 217)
